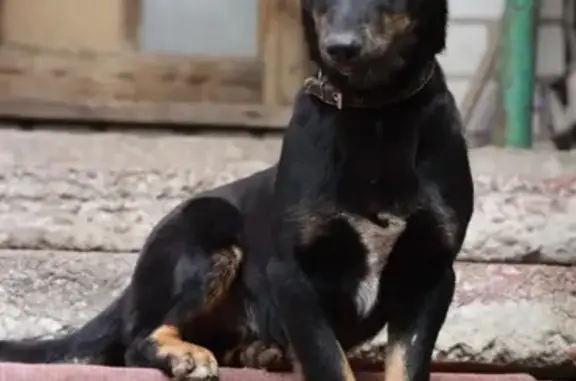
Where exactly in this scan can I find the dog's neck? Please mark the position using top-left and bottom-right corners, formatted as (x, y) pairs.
(303, 60), (437, 109)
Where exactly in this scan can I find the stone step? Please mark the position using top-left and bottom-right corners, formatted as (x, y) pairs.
(0, 165), (574, 264)
(1, 129), (575, 264)
(0, 250), (572, 374)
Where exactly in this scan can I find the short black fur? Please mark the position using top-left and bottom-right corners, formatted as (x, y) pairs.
(0, 1), (473, 381)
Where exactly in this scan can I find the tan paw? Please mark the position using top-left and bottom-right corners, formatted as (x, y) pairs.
(161, 342), (219, 381)
(222, 340), (290, 371)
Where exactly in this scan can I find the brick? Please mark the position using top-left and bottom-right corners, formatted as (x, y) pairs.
(0, 363), (539, 381)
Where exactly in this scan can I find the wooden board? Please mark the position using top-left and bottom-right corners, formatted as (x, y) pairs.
(0, 44), (263, 105)
(262, 0), (309, 106)
(2, 0), (128, 51)
(0, 0), (308, 129)
(0, 98), (293, 128)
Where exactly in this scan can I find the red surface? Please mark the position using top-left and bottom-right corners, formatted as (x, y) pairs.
(0, 363), (538, 381)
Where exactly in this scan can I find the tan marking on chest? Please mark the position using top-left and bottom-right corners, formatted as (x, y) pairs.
(340, 212), (407, 316)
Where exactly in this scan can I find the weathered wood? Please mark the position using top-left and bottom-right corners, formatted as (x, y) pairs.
(0, 0), (5, 44)
(0, 98), (292, 128)
(0, 44), (263, 105)
(460, 20), (501, 124)
(277, 0), (309, 104)
(123, 0), (142, 51)
(0, 0), (309, 128)
(262, 0), (308, 106)
(2, 0), (128, 51)
(258, 0), (269, 60)
(262, 0), (283, 106)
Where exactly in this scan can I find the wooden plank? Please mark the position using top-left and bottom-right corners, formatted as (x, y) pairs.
(262, 0), (283, 106)
(0, 98), (292, 129)
(278, 0), (308, 104)
(262, 0), (308, 106)
(460, 20), (501, 124)
(123, 0), (142, 51)
(258, 0), (269, 60)
(2, 0), (127, 52)
(0, 44), (263, 105)
(0, 0), (4, 44)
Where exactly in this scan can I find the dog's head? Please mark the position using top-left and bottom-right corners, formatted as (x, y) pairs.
(301, 0), (447, 89)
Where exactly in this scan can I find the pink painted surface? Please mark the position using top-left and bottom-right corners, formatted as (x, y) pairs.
(0, 363), (538, 381)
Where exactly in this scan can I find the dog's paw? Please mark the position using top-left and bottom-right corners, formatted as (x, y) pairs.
(222, 341), (290, 370)
(163, 342), (219, 381)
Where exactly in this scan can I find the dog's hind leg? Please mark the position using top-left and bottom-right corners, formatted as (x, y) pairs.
(124, 197), (244, 381)
(126, 245), (242, 380)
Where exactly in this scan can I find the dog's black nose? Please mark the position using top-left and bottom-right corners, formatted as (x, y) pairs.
(325, 33), (362, 63)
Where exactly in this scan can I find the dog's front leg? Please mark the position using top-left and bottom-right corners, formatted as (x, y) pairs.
(267, 256), (356, 381)
(384, 266), (455, 381)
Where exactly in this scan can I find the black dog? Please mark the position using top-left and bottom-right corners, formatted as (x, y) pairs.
(0, 1), (473, 381)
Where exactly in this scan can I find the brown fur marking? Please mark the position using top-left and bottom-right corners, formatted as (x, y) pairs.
(339, 343), (357, 381)
(288, 201), (336, 246)
(144, 246), (242, 379)
(341, 212), (406, 268)
(149, 324), (219, 379)
(382, 14), (412, 35)
(364, 12), (414, 58)
(221, 341), (291, 371)
(384, 342), (408, 381)
(203, 245), (243, 312)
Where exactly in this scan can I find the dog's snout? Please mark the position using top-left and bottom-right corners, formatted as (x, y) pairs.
(325, 32), (362, 63)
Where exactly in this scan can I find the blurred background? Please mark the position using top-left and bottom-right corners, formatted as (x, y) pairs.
(0, 1), (573, 380)
(0, 0), (575, 149)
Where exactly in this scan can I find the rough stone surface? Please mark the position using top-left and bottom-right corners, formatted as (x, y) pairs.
(1, 130), (575, 264)
(1, 160), (575, 264)
(0, 128), (282, 170)
(469, 147), (576, 179)
(353, 263), (576, 371)
(0, 250), (573, 372)
(0, 250), (132, 339)
(0, 165), (270, 252)
(460, 174), (576, 264)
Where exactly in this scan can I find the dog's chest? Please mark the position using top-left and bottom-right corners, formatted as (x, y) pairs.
(300, 211), (407, 317)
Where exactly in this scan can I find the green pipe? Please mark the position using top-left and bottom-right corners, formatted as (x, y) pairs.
(501, 0), (537, 148)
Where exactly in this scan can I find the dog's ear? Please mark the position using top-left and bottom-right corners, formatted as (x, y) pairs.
(300, 0), (322, 66)
(420, 0), (448, 55)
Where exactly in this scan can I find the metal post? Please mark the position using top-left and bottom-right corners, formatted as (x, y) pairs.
(501, 0), (537, 148)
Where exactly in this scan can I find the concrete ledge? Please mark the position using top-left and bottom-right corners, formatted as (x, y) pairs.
(0, 251), (573, 374)
(0, 363), (539, 381)
(460, 174), (576, 264)
(1, 166), (575, 264)
(353, 264), (575, 373)
(1, 131), (575, 264)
